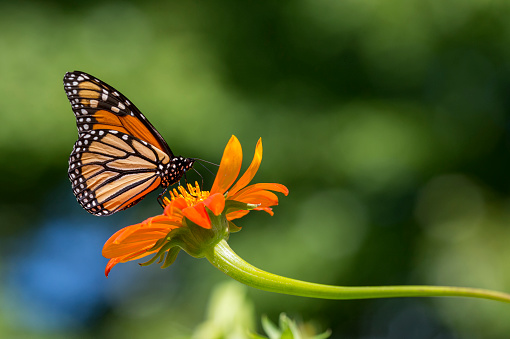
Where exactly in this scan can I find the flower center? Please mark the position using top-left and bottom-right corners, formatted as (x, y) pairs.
(166, 182), (210, 206)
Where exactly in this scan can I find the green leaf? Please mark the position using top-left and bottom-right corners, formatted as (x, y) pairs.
(280, 327), (295, 339)
(261, 315), (282, 339)
(248, 332), (269, 339)
(279, 314), (298, 339)
(311, 329), (332, 339)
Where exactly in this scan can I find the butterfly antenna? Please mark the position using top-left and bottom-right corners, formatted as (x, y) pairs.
(192, 167), (205, 187)
(194, 159), (218, 177)
(193, 157), (219, 167)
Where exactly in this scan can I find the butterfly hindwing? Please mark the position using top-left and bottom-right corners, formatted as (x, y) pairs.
(68, 129), (171, 216)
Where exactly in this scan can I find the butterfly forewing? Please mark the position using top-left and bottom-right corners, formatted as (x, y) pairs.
(63, 71), (172, 155)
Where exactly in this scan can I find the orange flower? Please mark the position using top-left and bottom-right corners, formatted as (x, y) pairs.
(103, 135), (288, 276)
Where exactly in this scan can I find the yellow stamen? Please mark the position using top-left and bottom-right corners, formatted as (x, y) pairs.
(165, 182), (210, 207)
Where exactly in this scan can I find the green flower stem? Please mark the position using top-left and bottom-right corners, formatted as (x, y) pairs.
(205, 240), (510, 303)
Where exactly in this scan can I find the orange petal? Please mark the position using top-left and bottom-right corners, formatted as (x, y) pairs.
(105, 258), (121, 277)
(229, 183), (289, 200)
(255, 207), (274, 216)
(104, 216), (177, 245)
(103, 242), (154, 258)
(104, 241), (157, 259)
(167, 197), (189, 212)
(204, 193), (226, 216)
(104, 224), (143, 251)
(149, 215), (182, 227)
(103, 213), (181, 259)
(233, 191), (280, 207)
(226, 209), (250, 221)
(103, 228), (167, 258)
(182, 203), (212, 229)
(228, 138), (262, 198)
(105, 247), (161, 277)
(119, 248), (160, 262)
(110, 227), (170, 244)
(210, 135), (243, 195)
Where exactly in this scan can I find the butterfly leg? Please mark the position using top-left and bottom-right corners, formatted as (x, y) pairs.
(157, 187), (169, 209)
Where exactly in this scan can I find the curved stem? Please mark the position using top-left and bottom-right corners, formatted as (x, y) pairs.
(205, 240), (510, 303)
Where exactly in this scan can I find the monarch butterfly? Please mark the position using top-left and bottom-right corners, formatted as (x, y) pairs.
(64, 71), (195, 216)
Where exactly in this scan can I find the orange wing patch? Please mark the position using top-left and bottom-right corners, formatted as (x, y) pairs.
(90, 110), (165, 151)
(77, 81), (101, 106)
(78, 80), (101, 91)
(120, 114), (166, 151)
(66, 77), (168, 152)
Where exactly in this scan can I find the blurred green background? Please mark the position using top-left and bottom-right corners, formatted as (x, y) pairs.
(1, 0), (510, 338)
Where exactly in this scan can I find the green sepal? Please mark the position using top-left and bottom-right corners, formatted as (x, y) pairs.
(224, 200), (259, 215)
(180, 207), (230, 257)
(140, 229), (187, 267)
(228, 220), (242, 233)
(161, 247), (181, 268)
(139, 204), (235, 269)
(149, 235), (170, 252)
